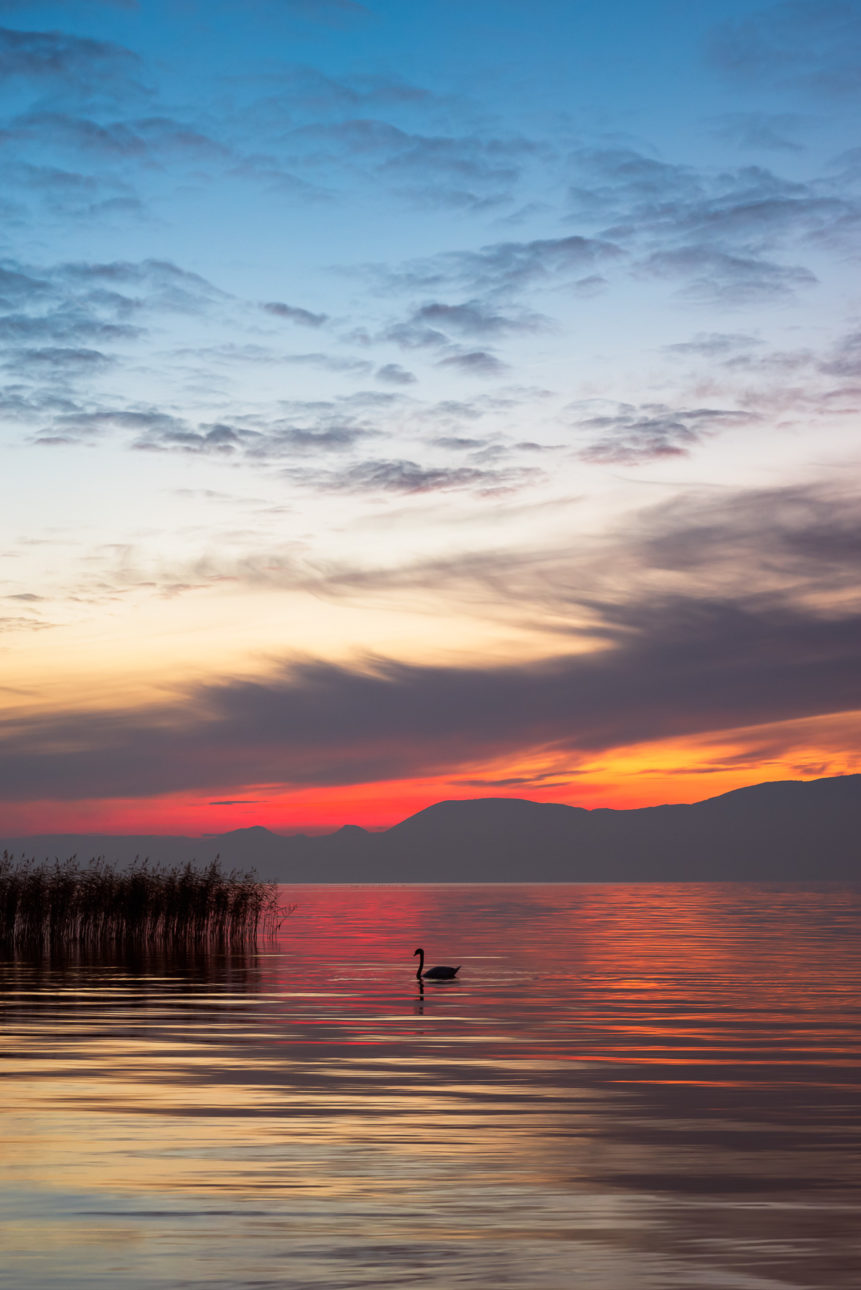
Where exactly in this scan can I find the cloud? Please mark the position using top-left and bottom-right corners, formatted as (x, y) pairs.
(0, 614), (54, 634)
(641, 245), (817, 302)
(384, 321), (449, 350)
(391, 183), (511, 214)
(828, 145), (861, 183)
(0, 24), (141, 90)
(573, 401), (755, 465)
(567, 145), (858, 270)
(128, 115), (230, 159)
(0, 258), (227, 389)
(5, 479), (857, 804)
(0, 311), (141, 344)
(291, 119), (527, 173)
(127, 411), (375, 458)
(0, 263), (51, 301)
(1, 106), (324, 218)
(249, 65), (434, 119)
(375, 363), (416, 385)
(133, 421), (251, 456)
(417, 397), (485, 424)
(627, 485), (861, 594)
(411, 300), (550, 338)
(659, 187), (850, 247)
(93, 475), (861, 625)
(455, 767), (586, 789)
(268, 422), (375, 453)
(0, 161), (137, 219)
(289, 456), (535, 495)
(1, 576), (858, 800)
(820, 328), (861, 377)
(38, 408), (185, 446)
(707, 112), (806, 153)
(709, 1), (861, 98)
(376, 130), (529, 189)
(568, 147), (702, 224)
(571, 274), (607, 297)
(10, 346), (113, 371)
(280, 117), (535, 208)
(430, 435), (489, 451)
(209, 799), (263, 806)
(10, 111), (230, 166)
(58, 257), (226, 310)
(25, 380), (412, 458)
(261, 300), (328, 326)
(381, 233), (622, 296)
(10, 112), (146, 158)
(280, 351), (373, 374)
(0, 386), (80, 421)
(436, 349), (509, 378)
(721, 345), (816, 376)
(663, 332), (763, 358)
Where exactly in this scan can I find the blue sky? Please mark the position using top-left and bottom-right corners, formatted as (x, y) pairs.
(1, 0), (860, 832)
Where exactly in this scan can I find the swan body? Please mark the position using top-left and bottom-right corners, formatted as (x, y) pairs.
(414, 947), (460, 980)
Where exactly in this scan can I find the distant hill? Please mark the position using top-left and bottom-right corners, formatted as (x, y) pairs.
(3, 774), (859, 882)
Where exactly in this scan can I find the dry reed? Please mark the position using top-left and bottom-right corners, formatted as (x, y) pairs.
(0, 853), (284, 951)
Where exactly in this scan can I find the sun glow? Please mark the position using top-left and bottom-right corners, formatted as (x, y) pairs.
(3, 708), (857, 837)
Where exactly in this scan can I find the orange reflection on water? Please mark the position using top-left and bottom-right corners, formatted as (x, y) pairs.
(1, 883), (860, 1290)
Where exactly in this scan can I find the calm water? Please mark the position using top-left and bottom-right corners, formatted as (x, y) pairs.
(1, 884), (860, 1289)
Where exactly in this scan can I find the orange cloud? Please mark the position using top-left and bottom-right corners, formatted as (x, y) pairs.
(2, 709), (857, 836)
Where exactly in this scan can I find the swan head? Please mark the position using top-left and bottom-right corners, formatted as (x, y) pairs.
(413, 947), (423, 957)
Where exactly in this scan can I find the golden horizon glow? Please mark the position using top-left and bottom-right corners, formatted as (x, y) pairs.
(3, 710), (857, 836)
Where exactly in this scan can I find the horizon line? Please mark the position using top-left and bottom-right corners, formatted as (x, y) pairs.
(1, 770), (855, 841)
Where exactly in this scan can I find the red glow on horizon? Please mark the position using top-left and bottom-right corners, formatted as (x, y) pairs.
(0, 753), (849, 837)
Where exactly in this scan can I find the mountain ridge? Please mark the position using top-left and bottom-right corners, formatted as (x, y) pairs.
(2, 773), (859, 882)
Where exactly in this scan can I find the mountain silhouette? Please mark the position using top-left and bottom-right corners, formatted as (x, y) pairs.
(3, 773), (858, 881)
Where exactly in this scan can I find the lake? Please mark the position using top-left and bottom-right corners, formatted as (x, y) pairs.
(1, 883), (860, 1289)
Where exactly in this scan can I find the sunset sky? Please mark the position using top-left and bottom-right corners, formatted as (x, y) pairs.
(1, 0), (860, 835)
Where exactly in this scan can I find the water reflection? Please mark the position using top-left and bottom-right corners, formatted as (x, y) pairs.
(1, 884), (860, 1289)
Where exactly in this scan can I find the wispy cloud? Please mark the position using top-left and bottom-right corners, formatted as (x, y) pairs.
(566, 144), (858, 296)
(663, 332), (763, 358)
(261, 300), (328, 326)
(640, 245), (817, 303)
(2, 564), (858, 799)
(285, 456), (538, 496)
(8, 346), (114, 372)
(709, 1), (861, 98)
(375, 362), (416, 385)
(409, 299), (551, 338)
(0, 24), (142, 93)
(127, 410), (377, 458)
(436, 349), (509, 378)
(572, 401), (755, 464)
(376, 233), (622, 297)
(820, 327), (861, 377)
(706, 112), (807, 153)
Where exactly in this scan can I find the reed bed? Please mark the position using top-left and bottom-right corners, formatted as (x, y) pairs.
(0, 853), (284, 951)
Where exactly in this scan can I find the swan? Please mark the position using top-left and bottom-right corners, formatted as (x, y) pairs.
(414, 947), (460, 980)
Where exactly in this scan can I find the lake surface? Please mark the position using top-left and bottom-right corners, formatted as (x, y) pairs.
(1, 883), (860, 1289)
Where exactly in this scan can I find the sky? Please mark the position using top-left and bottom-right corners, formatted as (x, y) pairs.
(0, 0), (859, 835)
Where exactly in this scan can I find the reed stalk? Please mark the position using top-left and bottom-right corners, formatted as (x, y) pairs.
(0, 853), (285, 951)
